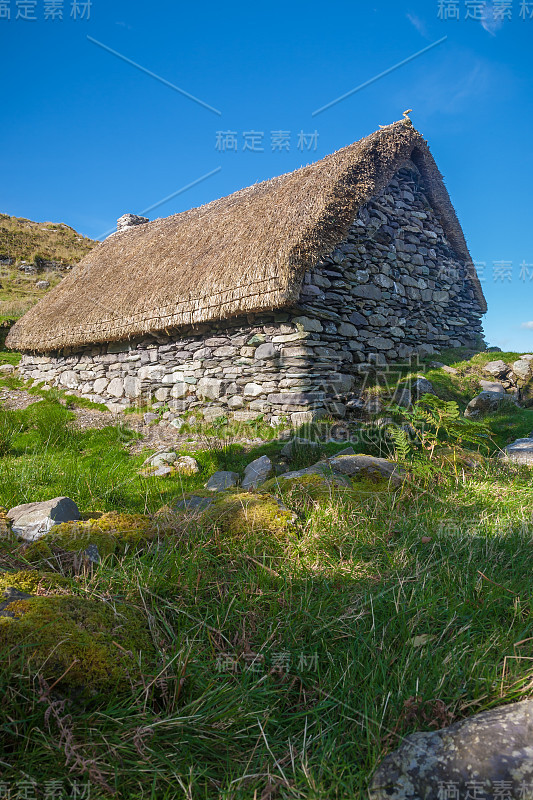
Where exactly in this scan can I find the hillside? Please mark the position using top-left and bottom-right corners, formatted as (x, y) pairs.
(0, 213), (97, 322)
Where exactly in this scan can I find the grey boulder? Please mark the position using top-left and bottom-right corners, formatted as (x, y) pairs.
(513, 359), (533, 382)
(483, 360), (510, 379)
(205, 471), (240, 492)
(411, 377), (436, 400)
(7, 496), (80, 542)
(241, 455), (273, 490)
(369, 698), (533, 800)
(500, 438), (533, 465)
(174, 496), (213, 512)
(392, 386), (412, 408)
(464, 391), (515, 418)
(328, 454), (404, 486)
(479, 380), (505, 393)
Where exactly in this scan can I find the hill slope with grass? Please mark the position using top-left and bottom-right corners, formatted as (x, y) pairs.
(0, 213), (97, 322)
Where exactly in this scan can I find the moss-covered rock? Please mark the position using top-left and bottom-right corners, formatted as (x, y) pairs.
(23, 512), (157, 561)
(262, 472), (350, 503)
(0, 569), (71, 595)
(436, 446), (486, 472)
(0, 594), (155, 692)
(203, 491), (296, 537)
(262, 471), (393, 508)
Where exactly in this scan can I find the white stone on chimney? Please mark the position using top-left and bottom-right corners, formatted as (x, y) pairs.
(116, 214), (149, 232)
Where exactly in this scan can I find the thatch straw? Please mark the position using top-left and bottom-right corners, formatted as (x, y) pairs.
(7, 120), (486, 352)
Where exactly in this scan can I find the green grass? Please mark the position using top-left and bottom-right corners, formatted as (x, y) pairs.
(2, 452), (533, 798)
(2, 354), (533, 798)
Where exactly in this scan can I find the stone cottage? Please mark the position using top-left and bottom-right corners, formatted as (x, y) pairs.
(7, 120), (486, 423)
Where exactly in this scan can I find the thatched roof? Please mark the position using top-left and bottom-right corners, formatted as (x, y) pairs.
(7, 120), (486, 352)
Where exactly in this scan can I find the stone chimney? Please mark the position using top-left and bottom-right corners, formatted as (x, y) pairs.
(116, 214), (149, 233)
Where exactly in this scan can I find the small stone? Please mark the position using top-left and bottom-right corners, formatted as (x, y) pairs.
(124, 376), (141, 399)
(168, 416), (185, 431)
(232, 410), (263, 422)
(228, 395), (244, 409)
(107, 377), (124, 398)
(348, 310), (367, 327)
(150, 451), (177, 467)
(241, 455), (273, 490)
(353, 284), (381, 300)
(144, 465), (173, 477)
(168, 382), (187, 400)
(366, 337), (395, 351)
(202, 406), (227, 423)
(254, 343), (278, 360)
(392, 386), (412, 408)
(197, 377), (224, 400)
(0, 364), (15, 374)
(84, 543), (100, 564)
(0, 587), (33, 618)
(175, 456), (199, 475)
(143, 412), (159, 424)
(35, 280), (50, 290)
(333, 446), (356, 457)
(93, 377), (109, 394)
(106, 402), (127, 414)
(206, 471), (240, 492)
(244, 382), (263, 398)
(293, 316), (323, 333)
(338, 322), (358, 337)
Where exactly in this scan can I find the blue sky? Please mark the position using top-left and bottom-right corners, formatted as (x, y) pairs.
(1, 0), (532, 349)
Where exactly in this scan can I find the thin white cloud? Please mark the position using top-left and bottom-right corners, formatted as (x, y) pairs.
(481, 3), (506, 35)
(521, 322), (533, 329)
(405, 57), (493, 117)
(407, 13), (430, 38)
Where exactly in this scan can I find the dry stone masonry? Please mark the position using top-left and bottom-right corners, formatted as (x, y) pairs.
(18, 162), (484, 422)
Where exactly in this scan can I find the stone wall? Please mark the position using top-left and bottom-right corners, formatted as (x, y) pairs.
(17, 162), (484, 422)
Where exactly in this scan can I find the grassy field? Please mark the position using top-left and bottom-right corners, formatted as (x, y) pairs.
(1, 352), (533, 799)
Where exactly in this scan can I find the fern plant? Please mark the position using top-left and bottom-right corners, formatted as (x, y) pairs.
(387, 394), (491, 480)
